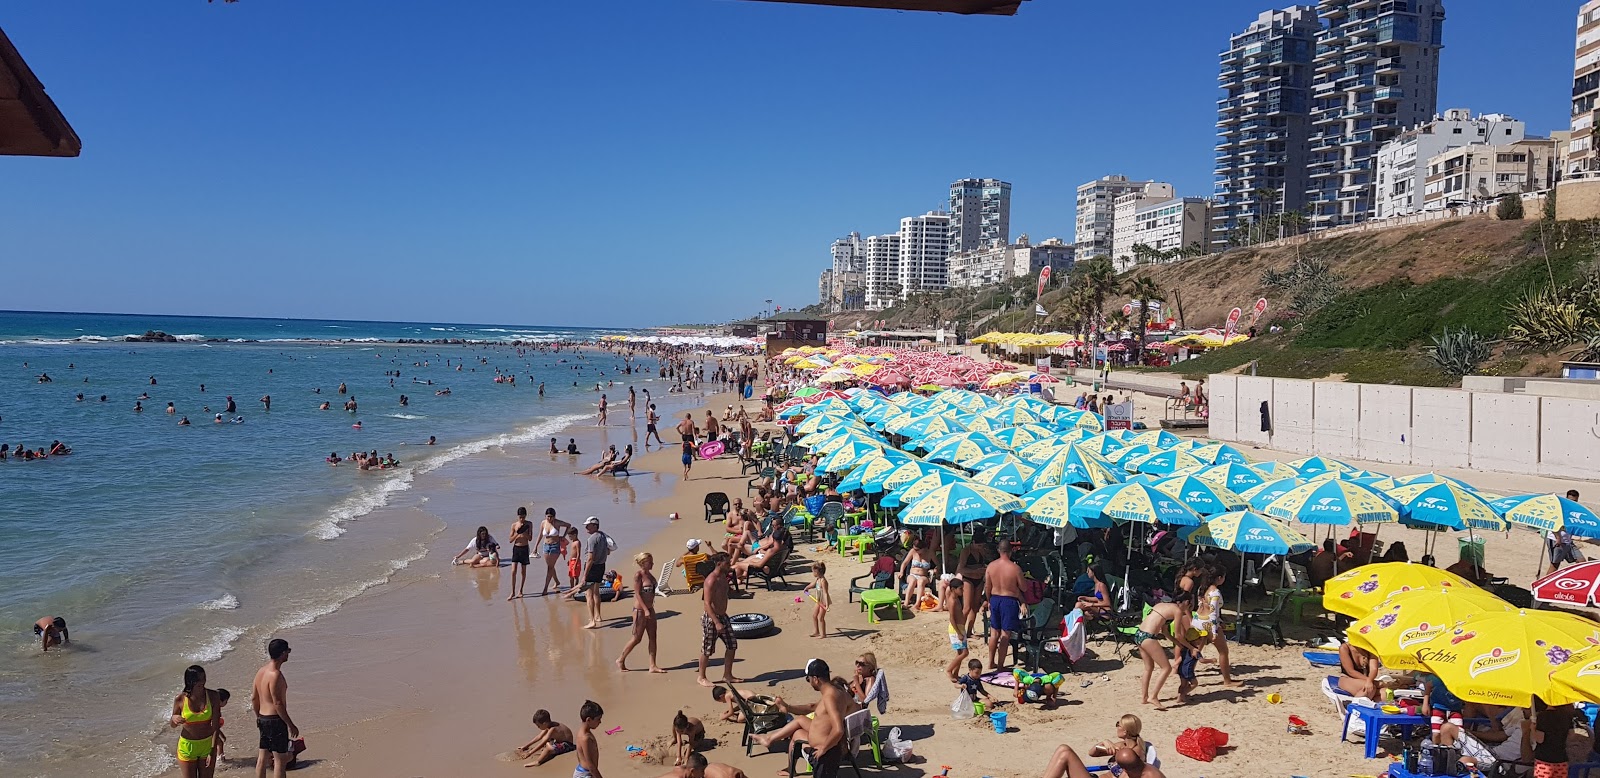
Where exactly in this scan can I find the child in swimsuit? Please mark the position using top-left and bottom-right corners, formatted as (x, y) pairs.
(516, 709), (577, 766)
(565, 528), (582, 587)
(944, 586), (969, 681)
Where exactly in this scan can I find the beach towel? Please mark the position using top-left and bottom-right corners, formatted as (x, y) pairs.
(980, 670), (1019, 689)
(860, 669), (889, 714)
(1059, 607), (1087, 664)
(1303, 650), (1340, 667)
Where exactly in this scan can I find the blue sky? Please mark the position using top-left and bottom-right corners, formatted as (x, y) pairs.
(0, 0), (1577, 327)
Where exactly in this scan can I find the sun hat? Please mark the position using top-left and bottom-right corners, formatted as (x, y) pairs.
(584, 516), (600, 526)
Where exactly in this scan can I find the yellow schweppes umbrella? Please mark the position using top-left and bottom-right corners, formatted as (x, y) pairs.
(1322, 562), (1474, 618)
(1345, 587), (1514, 670)
(1410, 609), (1600, 707)
(1550, 647), (1600, 705)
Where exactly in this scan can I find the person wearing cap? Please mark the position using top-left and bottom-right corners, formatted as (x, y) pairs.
(572, 517), (614, 629)
(774, 658), (852, 778)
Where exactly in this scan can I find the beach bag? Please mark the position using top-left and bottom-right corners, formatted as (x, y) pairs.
(1174, 727), (1228, 762)
(1021, 577), (1046, 605)
(950, 689), (974, 720)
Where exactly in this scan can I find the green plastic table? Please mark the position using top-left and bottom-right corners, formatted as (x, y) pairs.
(858, 589), (903, 623)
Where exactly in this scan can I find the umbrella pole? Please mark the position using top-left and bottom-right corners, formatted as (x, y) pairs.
(1236, 554), (1246, 639)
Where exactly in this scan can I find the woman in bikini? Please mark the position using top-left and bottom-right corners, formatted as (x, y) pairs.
(616, 552), (665, 673)
(169, 664), (221, 778)
(1135, 591), (1199, 709)
(956, 529), (996, 639)
(538, 508), (569, 595)
(899, 536), (935, 608)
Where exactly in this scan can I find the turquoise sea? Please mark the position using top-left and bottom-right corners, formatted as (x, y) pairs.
(0, 311), (676, 775)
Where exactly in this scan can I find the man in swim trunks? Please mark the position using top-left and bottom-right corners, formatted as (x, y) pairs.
(677, 413), (697, 443)
(516, 708), (576, 766)
(573, 699), (604, 778)
(576, 517), (612, 629)
(697, 552), (741, 687)
(983, 539), (1026, 670)
(252, 638), (298, 778)
(780, 658), (850, 778)
(508, 507), (533, 600)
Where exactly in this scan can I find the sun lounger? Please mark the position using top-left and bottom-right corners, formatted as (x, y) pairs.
(1304, 650), (1340, 667)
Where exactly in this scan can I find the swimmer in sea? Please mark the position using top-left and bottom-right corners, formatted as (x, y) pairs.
(167, 402), (176, 414)
(135, 401), (144, 413)
(260, 395), (271, 411)
(327, 452), (342, 466)
(179, 416), (191, 426)
(352, 421), (362, 430)
(427, 435), (436, 445)
(34, 616), (68, 651)
(319, 402), (330, 410)
(215, 414), (224, 424)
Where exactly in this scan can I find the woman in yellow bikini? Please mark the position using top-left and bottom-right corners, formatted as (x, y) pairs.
(169, 664), (220, 777)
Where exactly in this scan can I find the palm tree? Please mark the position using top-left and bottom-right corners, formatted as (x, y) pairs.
(1080, 256), (1120, 338)
(1123, 275), (1166, 364)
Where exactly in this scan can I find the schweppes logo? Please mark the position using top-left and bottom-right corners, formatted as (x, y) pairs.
(1397, 622), (1445, 650)
(1575, 658), (1600, 679)
(1469, 648), (1520, 678)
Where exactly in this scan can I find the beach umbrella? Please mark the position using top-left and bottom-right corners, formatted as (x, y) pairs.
(860, 404), (904, 428)
(899, 482), (1025, 526)
(1388, 482), (1507, 533)
(1250, 461), (1297, 478)
(1549, 647), (1600, 705)
(1026, 445), (1122, 490)
(1238, 477), (1305, 512)
(980, 404), (1044, 427)
(1262, 479), (1399, 525)
(795, 413), (856, 435)
(1069, 482), (1204, 527)
(1104, 443), (1154, 467)
(817, 440), (885, 473)
(1151, 476), (1248, 517)
(810, 431), (880, 455)
(1345, 587), (1516, 671)
(966, 452), (1026, 472)
(1189, 443), (1252, 466)
(880, 469), (969, 508)
(1491, 493), (1600, 538)
(887, 414), (968, 440)
(971, 460), (1038, 495)
(1183, 511), (1316, 616)
(1350, 475), (1404, 492)
(923, 432), (1008, 467)
(987, 424), (1056, 450)
(793, 387), (822, 398)
(1064, 410), (1105, 432)
(837, 454), (910, 494)
(1128, 429), (1183, 449)
(1075, 433), (1128, 457)
(1321, 562), (1474, 618)
(1289, 455), (1355, 477)
(1531, 561), (1600, 607)
(1191, 463), (1272, 493)
(1409, 609), (1600, 707)
(1020, 484), (1093, 528)
(875, 460), (957, 493)
(1124, 448), (1206, 476)
(1394, 472), (1479, 491)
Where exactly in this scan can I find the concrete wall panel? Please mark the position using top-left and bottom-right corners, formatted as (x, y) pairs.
(1234, 376), (1275, 446)
(1207, 374), (1238, 442)
(1410, 388), (1471, 468)
(1470, 393), (1541, 473)
(1270, 378), (1316, 454)
(1358, 385), (1414, 464)
(1312, 382), (1361, 458)
(1538, 397), (1600, 479)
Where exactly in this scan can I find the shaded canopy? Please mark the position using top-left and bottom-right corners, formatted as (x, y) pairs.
(0, 27), (80, 157)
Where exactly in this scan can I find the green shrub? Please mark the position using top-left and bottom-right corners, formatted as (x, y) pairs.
(1497, 193), (1524, 221)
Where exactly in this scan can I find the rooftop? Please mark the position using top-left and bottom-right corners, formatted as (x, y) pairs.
(0, 26), (80, 157)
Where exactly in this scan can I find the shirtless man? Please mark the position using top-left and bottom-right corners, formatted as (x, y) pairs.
(597, 395), (608, 426)
(1041, 744), (1165, 778)
(656, 753), (748, 778)
(780, 659), (851, 778)
(252, 638), (299, 778)
(696, 553), (741, 687)
(34, 616), (68, 651)
(574, 700), (604, 778)
(983, 540), (1027, 670)
(703, 410), (720, 443)
(677, 413), (697, 443)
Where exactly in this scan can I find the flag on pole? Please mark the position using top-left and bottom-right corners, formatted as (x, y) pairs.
(1035, 303), (1048, 317)
(1249, 297), (1268, 327)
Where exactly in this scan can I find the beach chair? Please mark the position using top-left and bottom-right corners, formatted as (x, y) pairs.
(748, 544), (792, 591)
(1236, 589), (1290, 647)
(817, 502), (847, 543)
(705, 492), (731, 523)
(747, 466), (776, 496)
(738, 447), (764, 475)
(848, 568), (895, 603)
(1015, 598), (1061, 673)
(721, 683), (788, 757)
(678, 553), (710, 593)
(787, 709), (871, 777)
(606, 458), (631, 477)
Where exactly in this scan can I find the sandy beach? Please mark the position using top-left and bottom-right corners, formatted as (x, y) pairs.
(139, 376), (1600, 778)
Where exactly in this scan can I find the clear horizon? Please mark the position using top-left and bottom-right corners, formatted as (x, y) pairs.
(0, 0), (1577, 326)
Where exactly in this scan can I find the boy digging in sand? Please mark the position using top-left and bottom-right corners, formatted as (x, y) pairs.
(803, 561), (830, 638)
(516, 709), (576, 767)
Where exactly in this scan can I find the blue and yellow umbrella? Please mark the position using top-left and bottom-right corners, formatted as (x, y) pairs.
(1124, 448), (1206, 476)
(1128, 429), (1183, 450)
(1069, 482), (1204, 527)
(1076, 433), (1128, 457)
(1388, 482), (1507, 532)
(888, 414), (968, 440)
(1290, 455), (1355, 477)
(1263, 479), (1398, 525)
(972, 460), (1038, 495)
(875, 460), (957, 493)
(1183, 511), (1315, 555)
(966, 452), (1026, 472)
(817, 440), (886, 473)
(881, 469), (969, 508)
(1021, 484), (1092, 528)
(795, 412), (856, 435)
(923, 431), (1008, 467)
(1394, 472), (1478, 491)
(981, 404), (1045, 427)
(1056, 409), (1105, 432)
(987, 424), (1056, 450)
(837, 452), (913, 493)
(1104, 443), (1154, 466)
(1250, 460), (1298, 478)
(1026, 445), (1122, 490)
(1151, 475), (1248, 517)
(1240, 477), (1306, 512)
(1189, 443), (1252, 466)
(1490, 493), (1600, 537)
(1192, 462), (1271, 493)
(900, 482), (1024, 526)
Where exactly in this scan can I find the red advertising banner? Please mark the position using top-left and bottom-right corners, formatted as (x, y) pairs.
(1250, 297), (1268, 327)
(1037, 266), (1052, 299)
(1223, 306), (1243, 343)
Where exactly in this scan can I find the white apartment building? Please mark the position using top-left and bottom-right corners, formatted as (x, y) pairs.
(1110, 182), (1176, 267)
(1128, 198), (1211, 260)
(898, 211), (951, 298)
(1374, 109), (1526, 218)
(1570, 2), (1600, 174)
(948, 178), (1012, 254)
(1075, 175), (1151, 261)
(830, 231), (865, 275)
(949, 235), (1075, 289)
(1422, 138), (1559, 211)
(818, 270), (833, 307)
(862, 233), (901, 311)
